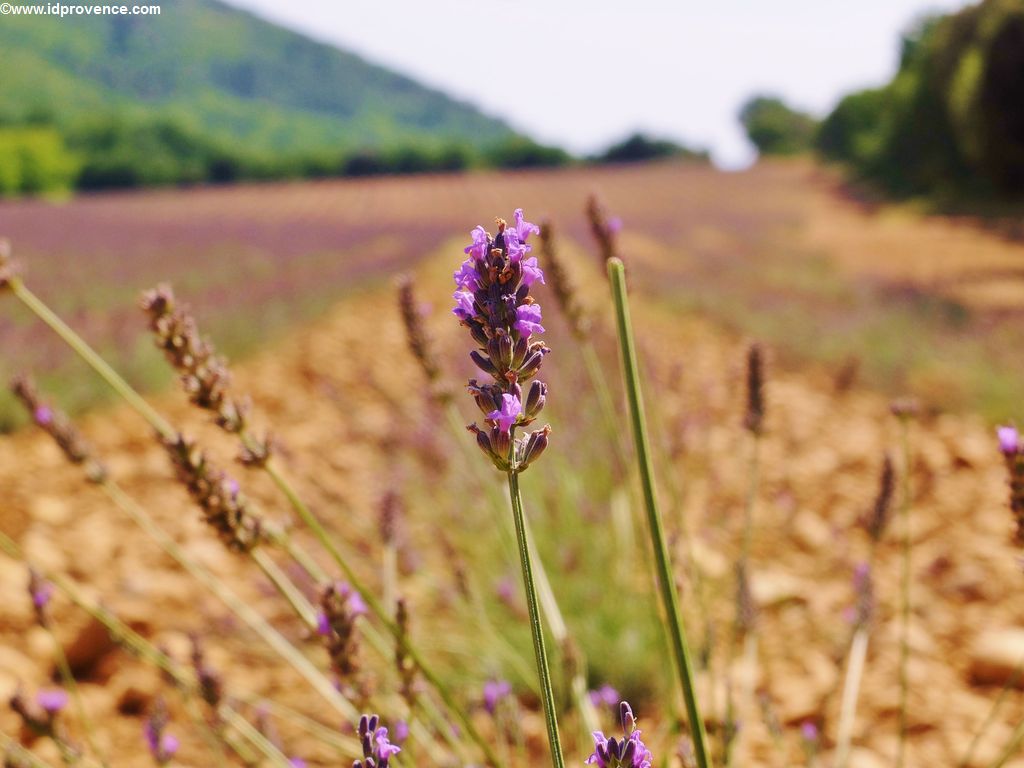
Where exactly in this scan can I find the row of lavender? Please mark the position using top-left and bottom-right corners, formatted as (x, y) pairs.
(0, 198), (1021, 768)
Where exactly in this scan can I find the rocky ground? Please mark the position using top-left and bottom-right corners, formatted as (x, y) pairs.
(1, 162), (1023, 767)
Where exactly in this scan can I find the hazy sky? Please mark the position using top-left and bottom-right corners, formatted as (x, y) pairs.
(221, 0), (972, 168)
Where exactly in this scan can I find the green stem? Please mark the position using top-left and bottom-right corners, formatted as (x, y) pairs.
(607, 257), (713, 768)
(507, 470), (565, 768)
(251, 548), (319, 628)
(897, 418), (912, 768)
(99, 480), (358, 721)
(219, 706), (294, 768)
(0, 729), (58, 768)
(10, 279), (174, 438)
(262, 460), (503, 768)
(233, 694), (358, 754)
(10, 277), (494, 767)
(987, 718), (1024, 768)
(581, 340), (630, 469)
(835, 626), (870, 768)
(443, 405), (597, 730)
(0, 532), (304, 768)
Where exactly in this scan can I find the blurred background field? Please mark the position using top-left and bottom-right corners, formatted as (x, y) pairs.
(2, 159), (1024, 427)
(2, 1), (1024, 767)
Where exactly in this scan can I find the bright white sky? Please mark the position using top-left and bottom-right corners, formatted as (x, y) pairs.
(221, 0), (972, 169)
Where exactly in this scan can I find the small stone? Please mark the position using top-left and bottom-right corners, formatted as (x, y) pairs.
(30, 495), (72, 526)
(65, 617), (119, 681)
(752, 570), (805, 608)
(969, 629), (1024, 687)
(793, 511), (832, 551)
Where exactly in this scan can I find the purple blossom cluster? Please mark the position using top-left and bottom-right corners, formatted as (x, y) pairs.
(997, 425), (1024, 545)
(28, 568), (54, 628)
(318, 582), (367, 694)
(482, 679), (512, 714)
(9, 687), (68, 741)
(454, 209), (551, 473)
(353, 714), (401, 768)
(586, 701), (653, 768)
(143, 698), (180, 766)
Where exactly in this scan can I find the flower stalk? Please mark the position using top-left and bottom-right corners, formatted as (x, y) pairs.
(452, 209), (564, 768)
(2, 261), (498, 767)
(606, 257), (712, 768)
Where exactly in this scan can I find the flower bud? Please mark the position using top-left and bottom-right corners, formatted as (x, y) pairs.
(524, 381), (547, 420)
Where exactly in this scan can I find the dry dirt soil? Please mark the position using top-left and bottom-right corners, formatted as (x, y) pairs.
(1, 160), (1023, 767)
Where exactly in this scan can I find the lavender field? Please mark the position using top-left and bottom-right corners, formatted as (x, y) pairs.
(1, 159), (1024, 767)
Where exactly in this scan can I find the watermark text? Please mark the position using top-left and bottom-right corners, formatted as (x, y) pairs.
(0, 3), (161, 16)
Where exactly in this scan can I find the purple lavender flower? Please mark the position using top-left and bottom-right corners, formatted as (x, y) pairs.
(454, 258), (480, 290)
(521, 256), (546, 287)
(453, 289), (475, 321)
(30, 573), (53, 610)
(36, 689), (68, 714)
(585, 701), (653, 768)
(465, 226), (490, 260)
(289, 759), (307, 768)
(589, 684), (620, 709)
(514, 303), (545, 336)
(316, 610), (331, 636)
(456, 211), (551, 473)
(393, 720), (410, 743)
(513, 208), (541, 243)
(375, 728), (401, 760)
(144, 699), (180, 767)
(488, 394), (521, 434)
(800, 722), (819, 742)
(161, 735), (180, 758)
(33, 406), (53, 426)
(999, 425), (1020, 456)
(483, 679), (512, 714)
(355, 714), (401, 768)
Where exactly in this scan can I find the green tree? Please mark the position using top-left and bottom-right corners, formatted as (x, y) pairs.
(738, 95), (818, 156)
(0, 127), (78, 195)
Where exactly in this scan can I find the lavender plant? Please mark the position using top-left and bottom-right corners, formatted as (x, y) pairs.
(401, 260), (600, 737)
(585, 195), (622, 270)
(585, 702), (653, 768)
(835, 453), (895, 767)
(1, 531), (302, 766)
(317, 582), (369, 703)
(997, 426), (1024, 545)
(452, 209), (564, 767)
(353, 714), (401, 768)
(10, 375), (364, 729)
(137, 283), (497, 764)
(143, 698), (180, 766)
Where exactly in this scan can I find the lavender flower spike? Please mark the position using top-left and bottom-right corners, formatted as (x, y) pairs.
(585, 701), (653, 768)
(353, 714), (401, 768)
(144, 698), (179, 766)
(456, 211), (551, 473)
(999, 424), (1024, 545)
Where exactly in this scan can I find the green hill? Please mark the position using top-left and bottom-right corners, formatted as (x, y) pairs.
(0, 0), (517, 154)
